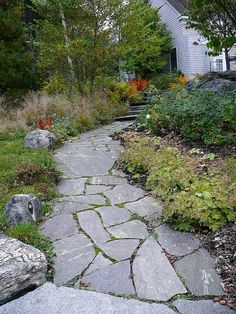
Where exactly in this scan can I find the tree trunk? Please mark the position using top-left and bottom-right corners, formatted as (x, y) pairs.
(59, 4), (75, 79)
(225, 49), (231, 71)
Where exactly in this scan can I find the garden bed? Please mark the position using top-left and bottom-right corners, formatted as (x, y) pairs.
(113, 124), (236, 301)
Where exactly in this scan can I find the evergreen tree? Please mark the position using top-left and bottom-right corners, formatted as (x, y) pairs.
(0, 0), (35, 97)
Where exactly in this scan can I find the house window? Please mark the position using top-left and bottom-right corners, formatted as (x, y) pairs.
(170, 48), (177, 71)
(214, 59), (223, 72)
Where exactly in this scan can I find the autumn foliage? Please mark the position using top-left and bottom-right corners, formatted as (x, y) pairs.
(37, 116), (53, 130)
(128, 79), (149, 91)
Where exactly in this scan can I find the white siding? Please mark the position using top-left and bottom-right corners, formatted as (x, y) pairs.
(151, 0), (221, 78)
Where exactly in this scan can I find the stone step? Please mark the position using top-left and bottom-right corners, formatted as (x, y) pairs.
(115, 114), (138, 121)
(130, 100), (149, 106)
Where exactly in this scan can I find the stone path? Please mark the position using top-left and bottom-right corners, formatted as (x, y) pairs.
(4, 122), (231, 313)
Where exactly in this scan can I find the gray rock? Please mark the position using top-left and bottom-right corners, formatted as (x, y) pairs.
(24, 129), (57, 149)
(0, 283), (176, 314)
(99, 239), (139, 261)
(91, 175), (127, 185)
(201, 79), (236, 93)
(104, 184), (144, 205)
(133, 237), (187, 301)
(174, 248), (224, 296)
(53, 234), (95, 284)
(84, 253), (112, 275)
(173, 300), (234, 314)
(41, 214), (77, 241)
(107, 220), (148, 239)
(125, 196), (162, 218)
(155, 224), (200, 256)
(4, 194), (41, 226)
(111, 169), (127, 177)
(79, 261), (135, 295)
(78, 211), (110, 244)
(53, 201), (91, 215)
(57, 178), (87, 196)
(85, 185), (113, 195)
(0, 235), (47, 304)
(96, 206), (131, 227)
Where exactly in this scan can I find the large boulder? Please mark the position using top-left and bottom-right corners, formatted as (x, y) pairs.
(0, 234), (47, 304)
(186, 71), (236, 93)
(24, 129), (57, 149)
(4, 194), (41, 226)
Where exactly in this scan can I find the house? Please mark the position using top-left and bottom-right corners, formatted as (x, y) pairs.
(151, 0), (236, 78)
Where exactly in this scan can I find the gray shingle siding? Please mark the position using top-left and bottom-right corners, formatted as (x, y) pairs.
(152, 0), (230, 78)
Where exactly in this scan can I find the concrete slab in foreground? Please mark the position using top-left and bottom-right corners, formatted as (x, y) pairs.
(0, 283), (175, 314)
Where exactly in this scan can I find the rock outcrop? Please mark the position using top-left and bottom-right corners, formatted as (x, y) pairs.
(0, 235), (47, 304)
(186, 71), (236, 93)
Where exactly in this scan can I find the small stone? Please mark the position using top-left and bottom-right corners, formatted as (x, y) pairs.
(78, 211), (110, 245)
(173, 300), (234, 314)
(84, 253), (112, 276)
(133, 237), (187, 301)
(53, 234), (95, 284)
(0, 235), (47, 304)
(99, 239), (139, 261)
(155, 224), (200, 256)
(174, 248), (225, 296)
(24, 129), (57, 149)
(41, 214), (77, 241)
(104, 184), (144, 205)
(107, 220), (148, 239)
(4, 194), (41, 226)
(57, 178), (87, 196)
(125, 196), (162, 218)
(95, 206), (131, 227)
(79, 261), (135, 295)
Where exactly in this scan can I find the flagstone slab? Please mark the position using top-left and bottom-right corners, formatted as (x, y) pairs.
(125, 196), (163, 218)
(155, 224), (200, 256)
(57, 178), (87, 196)
(53, 234), (95, 284)
(59, 194), (106, 205)
(133, 237), (187, 301)
(78, 261), (135, 295)
(173, 300), (234, 314)
(99, 239), (139, 261)
(53, 202), (91, 216)
(84, 253), (112, 276)
(111, 169), (127, 177)
(78, 211), (110, 245)
(41, 214), (77, 241)
(0, 283), (176, 314)
(174, 248), (224, 296)
(104, 184), (144, 205)
(85, 184), (113, 195)
(55, 151), (116, 177)
(91, 175), (127, 185)
(95, 206), (131, 227)
(107, 220), (148, 239)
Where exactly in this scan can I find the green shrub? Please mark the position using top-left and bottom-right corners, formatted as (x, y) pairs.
(121, 137), (235, 231)
(137, 88), (236, 145)
(164, 175), (235, 231)
(147, 147), (195, 199)
(121, 137), (157, 176)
